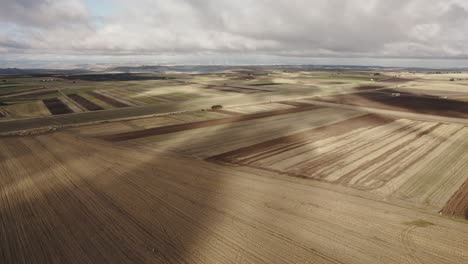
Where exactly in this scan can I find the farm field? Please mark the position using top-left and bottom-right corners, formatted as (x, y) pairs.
(1, 69), (468, 263)
(314, 89), (468, 119)
(1, 132), (468, 264)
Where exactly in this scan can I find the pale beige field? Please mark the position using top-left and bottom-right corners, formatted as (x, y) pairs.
(3, 101), (51, 118)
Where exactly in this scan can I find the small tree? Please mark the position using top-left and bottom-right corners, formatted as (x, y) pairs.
(211, 105), (223, 110)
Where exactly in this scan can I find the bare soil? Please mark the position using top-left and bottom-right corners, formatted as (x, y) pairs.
(378, 77), (413, 83)
(441, 178), (468, 220)
(43, 98), (74, 115)
(315, 91), (468, 118)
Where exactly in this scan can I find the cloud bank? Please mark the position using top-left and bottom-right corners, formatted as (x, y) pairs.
(1, 0), (468, 61)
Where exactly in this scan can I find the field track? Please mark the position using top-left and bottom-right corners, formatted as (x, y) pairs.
(101, 104), (322, 141)
(0, 133), (467, 263)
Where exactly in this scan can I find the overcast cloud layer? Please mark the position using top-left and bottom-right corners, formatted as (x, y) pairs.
(1, 0), (468, 65)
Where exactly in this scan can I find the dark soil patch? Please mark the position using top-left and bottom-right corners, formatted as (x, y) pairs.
(43, 98), (74, 115)
(378, 77), (413, 83)
(315, 89), (468, 119)
(441, 179), (468, 220)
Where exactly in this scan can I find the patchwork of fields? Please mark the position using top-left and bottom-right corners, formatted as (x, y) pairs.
(1, 70), (468, 263)
(1, 132), (467, 264)
(209, 114), (468, 212)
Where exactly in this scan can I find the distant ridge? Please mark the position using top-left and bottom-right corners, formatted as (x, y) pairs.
(0, 68), (88, 75)
(1, 65), (466, 76)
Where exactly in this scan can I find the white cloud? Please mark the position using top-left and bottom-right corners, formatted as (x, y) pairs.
(1, 0), (468, 60)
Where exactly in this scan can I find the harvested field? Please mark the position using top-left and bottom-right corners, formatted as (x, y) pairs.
(70, 116), (189, 137)
(10, 90), (58, 99)
(128, 116), (183, 130)
(315, 91), (468, 119)
(441, 178), (468, 220)
(168, 111), (230, 123)
(68, 94), (104, 111)
(88, 92), (130, 108)
(69, 122), (139, 137)
(3, 69), (468, 263)
(378, 77), (412, 83)
(4, 101), (51, 118)
(102, 104), (323, 141)
(79, 93), (115, 109)
(210, 115), (468, 211)
(101, 89), (144, 106)
(204, 85), (270, 94)
(249, 83), (281, 86)
(355, 85), (385, 91)
(228, 103), (296, 114)
(128, 108), (364, 158)
(0, 87), (43, 97)
(154, 92), (206, 102)
(279, 101), (316, 107)
(0, 133), (467, 263)
(43, 98), (74, 115)
(210, 109), (243, 116)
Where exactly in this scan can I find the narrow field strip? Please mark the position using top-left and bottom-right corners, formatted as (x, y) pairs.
(88, 92), (130, 108)
(208, 114), (392, 162)
(134, 108), (363, 158)
(68, 94), (104, 111)
(101, 104), (323, 141)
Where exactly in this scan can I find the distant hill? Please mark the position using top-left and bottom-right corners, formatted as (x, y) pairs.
(1, 65), (466, 76)
(0, 68), (88, 76)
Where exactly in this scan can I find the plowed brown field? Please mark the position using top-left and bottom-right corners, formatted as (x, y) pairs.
(1, 133), (467, 263)
(209, 114), (468, 211)
(315, 91), (468, 118)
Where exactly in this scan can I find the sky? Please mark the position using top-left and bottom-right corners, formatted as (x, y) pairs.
(1, 0), (468, 68)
